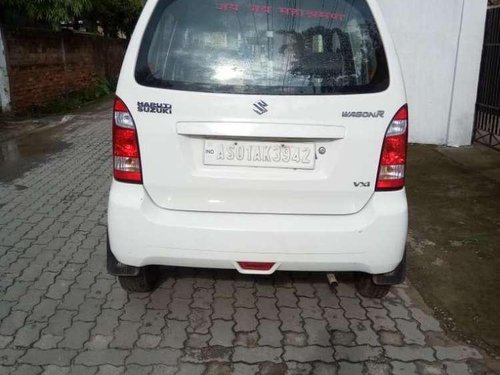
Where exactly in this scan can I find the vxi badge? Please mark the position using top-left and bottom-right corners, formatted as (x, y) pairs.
(354, 181), (371, 188)
(342, 111), (385, 118)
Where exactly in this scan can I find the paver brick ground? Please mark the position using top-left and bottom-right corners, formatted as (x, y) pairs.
(0, 101), (495, 374)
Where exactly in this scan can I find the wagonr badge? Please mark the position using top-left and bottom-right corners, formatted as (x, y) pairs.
(342, 110), (385, 118)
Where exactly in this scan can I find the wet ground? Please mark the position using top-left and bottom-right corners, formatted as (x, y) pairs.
(0, 101), (499, 374)
(0, 100), (111, 183)
(406, 145), (500, 363)
(0, 128), (70, 183)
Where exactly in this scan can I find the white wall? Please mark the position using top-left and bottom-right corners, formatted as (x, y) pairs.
(447, 0), (488, 146)
(0, 25), (11, 113)
(377, 0), (487, 146)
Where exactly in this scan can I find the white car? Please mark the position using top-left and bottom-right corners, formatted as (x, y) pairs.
(108, 0), (408, 298)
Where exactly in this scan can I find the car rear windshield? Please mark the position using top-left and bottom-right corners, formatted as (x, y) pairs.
(136, 0), (389, 95)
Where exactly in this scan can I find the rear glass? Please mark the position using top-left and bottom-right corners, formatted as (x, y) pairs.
(136, 0), (389, 95)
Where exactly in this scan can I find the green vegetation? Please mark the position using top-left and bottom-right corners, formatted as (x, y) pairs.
(1, 0), (143, 38)
(86, 0), (144, 38)
(2, 0), (92, 28)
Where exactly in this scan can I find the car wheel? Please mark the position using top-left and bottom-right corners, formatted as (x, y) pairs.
(118, 266), (159, 292)
(356, 275), (391, 299)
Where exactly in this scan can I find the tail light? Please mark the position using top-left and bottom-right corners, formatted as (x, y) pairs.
(113, 97), (142, 184)
(238, 262), (275, 271)
(376, 105), (408, 191)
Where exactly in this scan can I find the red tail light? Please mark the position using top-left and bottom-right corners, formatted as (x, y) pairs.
(113, 97), (142, 184)
(376, 105), (408, 191)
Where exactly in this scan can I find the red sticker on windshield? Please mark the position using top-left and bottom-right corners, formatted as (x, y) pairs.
(217, 3), (240, 11)
(216, 3), (346, 20)
(279, 7), (346, 20)
(250, 4), (272, 13)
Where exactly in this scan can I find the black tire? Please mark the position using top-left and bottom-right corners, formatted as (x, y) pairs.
(356, 275), (391, 299)
(118, 266), (159, 293)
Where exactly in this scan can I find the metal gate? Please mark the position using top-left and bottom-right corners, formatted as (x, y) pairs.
(473, 6), (500, 150)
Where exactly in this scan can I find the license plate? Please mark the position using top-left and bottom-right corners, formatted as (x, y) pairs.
(204, 140), (316, 170)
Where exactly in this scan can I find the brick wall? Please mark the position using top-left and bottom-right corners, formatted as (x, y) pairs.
(4, 28), (127, 112)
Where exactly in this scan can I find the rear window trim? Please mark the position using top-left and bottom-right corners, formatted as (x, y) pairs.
(134, 0), (391, 96)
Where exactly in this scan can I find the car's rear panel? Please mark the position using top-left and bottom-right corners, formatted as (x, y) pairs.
(108, 181), (408, 274)
(116, 0), (407, 216)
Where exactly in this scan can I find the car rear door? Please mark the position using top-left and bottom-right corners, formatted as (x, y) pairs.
(117, 0), (406, 215)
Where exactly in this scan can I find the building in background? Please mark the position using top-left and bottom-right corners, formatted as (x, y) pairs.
(378, 0), (488, 146)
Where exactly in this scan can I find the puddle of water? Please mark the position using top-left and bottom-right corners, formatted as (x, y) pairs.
(0, 126), (71, 183)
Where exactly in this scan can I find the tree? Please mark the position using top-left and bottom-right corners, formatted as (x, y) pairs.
(1, 0), (144, 38)
(84, 0), (143, 38)
(2, 0), (92, 28)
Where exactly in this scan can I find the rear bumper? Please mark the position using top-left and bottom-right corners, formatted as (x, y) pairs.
(108, 181), (408, 275)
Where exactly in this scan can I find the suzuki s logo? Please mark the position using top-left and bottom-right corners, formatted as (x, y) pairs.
(354, 181), (371, 188)
(253, 100), (268, 115)
(342, 111), (385, 118)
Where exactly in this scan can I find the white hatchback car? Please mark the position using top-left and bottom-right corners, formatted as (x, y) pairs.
(108, 0), (408, 298)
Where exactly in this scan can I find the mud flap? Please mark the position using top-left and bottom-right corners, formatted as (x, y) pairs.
(372, 251), (406, 286)
(107, 238), (140, 277)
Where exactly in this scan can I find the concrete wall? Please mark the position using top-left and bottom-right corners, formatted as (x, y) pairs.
(3, 28), (127, 112)
(378, 0), (488, 146)
(0, 26), (11, 112)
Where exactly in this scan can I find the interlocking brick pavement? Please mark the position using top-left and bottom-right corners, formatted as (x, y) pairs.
(0, 102), (494, 374)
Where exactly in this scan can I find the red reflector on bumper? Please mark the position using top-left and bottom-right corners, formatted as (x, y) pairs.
(238, 262), (275, 271)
